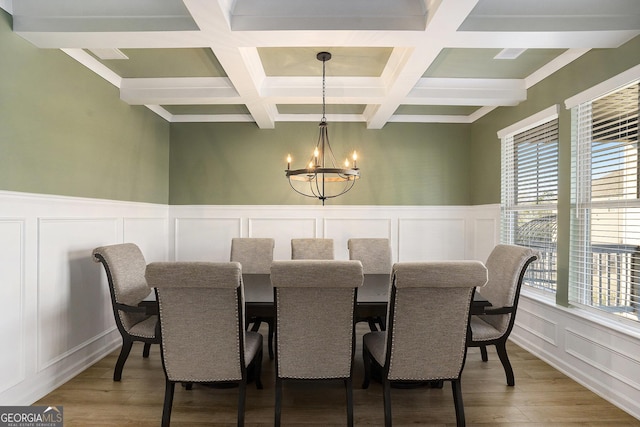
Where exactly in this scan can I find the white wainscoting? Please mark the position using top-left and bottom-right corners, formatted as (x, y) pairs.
(168, 204), (501, 262)
(0, 191), (168, 405)
(511, 292), (640, 419)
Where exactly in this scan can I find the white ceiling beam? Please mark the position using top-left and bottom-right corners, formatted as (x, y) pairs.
(61, 48), (122, 87)
(170, 114), (255, 123)
(365, 0), (480, 129)
(184, 0), (276, 128)
(525, 48), (590, 88)
(406, 78), (526, 106)
(388, 114), (473, 124)
(276, 114), (365, 122)
(262, 77), (386, 101)
(119, 77), (240, 105)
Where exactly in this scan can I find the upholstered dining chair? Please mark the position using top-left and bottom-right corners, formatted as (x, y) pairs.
(270, 260), (363, 427)
(230, 238), (275, 274)
(347, 238), (392, 274)
(348, 238), (392, 330)
(146, 261), (263, 427)
(468, 244), (539, 386)
(92, 243), (160, 381)
(290, 238), (334, 259)
(362, 261), (488, 427)
(230, 237), (275, 359)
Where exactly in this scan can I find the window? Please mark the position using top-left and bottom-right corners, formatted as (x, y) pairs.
(500, 106), (559, 293)
(570, 79), (640, 321)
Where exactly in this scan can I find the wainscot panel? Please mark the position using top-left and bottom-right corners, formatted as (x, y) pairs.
(512, 292), (640, 420)
(0, 191), (169, 405)
(0, 220), (25, 394)
(169, 205), (500, 263)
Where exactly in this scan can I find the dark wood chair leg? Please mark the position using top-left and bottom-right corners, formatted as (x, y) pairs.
(345, 378), (354, 427)
(275, 377), (283, 427)
(451, 379), (466, 427)
(376, 316), (386, 331)
(161, 380), (175, 427)
(142, 342), (151, 358)
(250, 319), (261, 332)
(480, 345), (488, 362)
(254, 349), (264, 389)
(362, 346), (371, 389)
(267, 318), (274, 360)
(238, 380), (247, 427)
(367, 318), (379, 331)
(383, 378), (392, 427)
(113, 338), (133, 381)
(495, 341), (515, 386)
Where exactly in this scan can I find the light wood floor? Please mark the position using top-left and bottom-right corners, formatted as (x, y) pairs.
(36, 324), (640, 426)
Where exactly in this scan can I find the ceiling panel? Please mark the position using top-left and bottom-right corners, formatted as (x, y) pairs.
(4, 0), (639, 128)
(258, 47), (392, 77)
(89, 48), (226, 78)
(460, 0), (640, 32)
(278, 104), (366, 114)
(424, 48), (568, 79)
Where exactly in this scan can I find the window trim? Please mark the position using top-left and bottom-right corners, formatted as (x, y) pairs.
(500, 106), (560, 295)
(497, 105), (559, 139)
(568, 74), (640, 322)
(564, 64), (640, 109)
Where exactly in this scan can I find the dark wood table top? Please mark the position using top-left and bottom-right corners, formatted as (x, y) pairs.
(242, 273), (491, 314)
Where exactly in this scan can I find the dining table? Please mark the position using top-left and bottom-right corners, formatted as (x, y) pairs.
(242, 273), (492, 323)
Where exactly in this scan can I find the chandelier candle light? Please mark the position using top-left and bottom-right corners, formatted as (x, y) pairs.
(285, 52), (360, 205)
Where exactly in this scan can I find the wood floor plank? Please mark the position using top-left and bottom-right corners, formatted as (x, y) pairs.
(34, 324), (640, 426)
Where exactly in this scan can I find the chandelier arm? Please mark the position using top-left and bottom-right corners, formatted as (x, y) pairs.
(322, 178), (356, 200)
(288, 177), (320, 199)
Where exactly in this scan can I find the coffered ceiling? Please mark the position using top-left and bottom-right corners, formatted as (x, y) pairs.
(2, 0), (639, 129)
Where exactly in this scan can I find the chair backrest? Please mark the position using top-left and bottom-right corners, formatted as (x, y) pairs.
(146, 262), (246, 382)
(384, 261), (487, 381)
(230, 238), (275, 274)
(291, 238), (334, 260)
(92, 243), (151, 333)
(479, 244), (539, 334)
(270, 260), (363, 379)
(347, 238), (392, 274)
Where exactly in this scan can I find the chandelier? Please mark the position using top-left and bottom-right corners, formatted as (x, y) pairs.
(285, 52), (360, 205)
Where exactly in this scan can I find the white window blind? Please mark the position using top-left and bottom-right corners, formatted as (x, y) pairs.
(502, 116), (559, 293)
(570, 80), (640, 321)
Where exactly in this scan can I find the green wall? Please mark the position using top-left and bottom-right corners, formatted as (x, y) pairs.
(3, 3), (637, 211)
(0, 10), (170, 204)
(169, 121), (472, 205)
(470, 35), (640, 206)
(469, 35), (640, 305)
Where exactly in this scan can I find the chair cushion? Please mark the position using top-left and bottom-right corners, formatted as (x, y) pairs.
(470, 316), (502, 341)
(128, 315), (158, 339)
(244, 331), (263, 363)
(363, 331), (386, 366)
